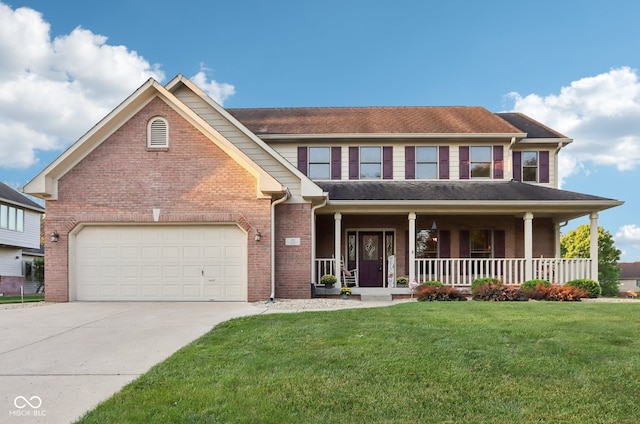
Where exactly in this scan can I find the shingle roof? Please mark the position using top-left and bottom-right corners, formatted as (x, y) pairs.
(0, 182), (45, 211)
(495, 113), (568, 139)
(227, 106), (524, 136)
(619, 262), (640, 279)
(316, 180), (616, 202)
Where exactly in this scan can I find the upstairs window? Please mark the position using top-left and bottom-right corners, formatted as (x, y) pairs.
(522, 151), (538, 182)
(147, 117), (168, 148)
(360, 147), (381, 179)
(416, 147), (438, 179)
(308, 147), (331, 179)
(470, 146), (492, 178)
(0, 203), (24, 232)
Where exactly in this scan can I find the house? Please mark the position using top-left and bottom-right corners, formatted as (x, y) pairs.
(618, 262), (640, 296)
(23, 75), (623, 302)
(0, 182), (45, 295)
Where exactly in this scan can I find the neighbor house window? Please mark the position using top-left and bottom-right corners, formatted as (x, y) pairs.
(470, 147), (492, 178)
(522, 151), (538, 182)
(416, 147), (438, 179)
(308, 147), (331, 179)
(147, 117), (168, 148)
(360, 147), (382, 179)
(470, 229), (492, 258)
(0, 203), (24, 232)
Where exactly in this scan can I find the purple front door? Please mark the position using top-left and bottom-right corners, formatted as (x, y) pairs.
(358, 232), (384, 287)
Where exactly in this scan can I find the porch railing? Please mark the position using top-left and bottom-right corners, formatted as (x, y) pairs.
(314, 258), (336, 285)
(414, 258), (592, 286)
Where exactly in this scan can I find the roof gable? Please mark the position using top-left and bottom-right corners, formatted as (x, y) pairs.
(23, 77), (305, 200)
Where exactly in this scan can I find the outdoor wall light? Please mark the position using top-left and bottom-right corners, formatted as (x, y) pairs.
(50, 230), (59, 242)
(255, 230), (262, 242)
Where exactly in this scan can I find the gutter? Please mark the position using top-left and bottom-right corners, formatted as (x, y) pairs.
(270, 188), (290, 301)
(310, 196), (328, 285)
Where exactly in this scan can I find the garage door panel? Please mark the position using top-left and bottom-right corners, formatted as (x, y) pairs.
(76, 225), (247, 301)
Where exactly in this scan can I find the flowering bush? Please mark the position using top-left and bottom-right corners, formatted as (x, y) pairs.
(415, 285), (467, 301)
(527, 284), (588, 301)
(339, 287), (352, 296)
(320, 274), (337, 286)
(472, 283), (527, 301)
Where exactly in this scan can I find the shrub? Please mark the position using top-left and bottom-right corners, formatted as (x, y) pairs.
(520, 279), (551, 291)
(471, 277), (502, 295)
(415, 285), (468, 301)
(472, 283), (527, 301)
(421, 280), (444, 287)
(527, 285), (588, 301)
(566, 279), (601, 298)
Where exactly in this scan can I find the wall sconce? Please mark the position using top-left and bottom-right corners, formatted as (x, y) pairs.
(431, 221), (437, 230)
(254, 230), (262, 242)
(50, 230), (59, 242)
(430, 221), (438, 242)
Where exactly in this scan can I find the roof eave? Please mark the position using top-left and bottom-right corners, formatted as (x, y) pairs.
(258, 132), (527, 141)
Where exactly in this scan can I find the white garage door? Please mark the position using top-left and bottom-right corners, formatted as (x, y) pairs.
(75, 225), (247, 301)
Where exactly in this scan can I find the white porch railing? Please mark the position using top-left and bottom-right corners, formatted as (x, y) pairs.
(415, 258), (593, 286)
(314, 258), (336, 285)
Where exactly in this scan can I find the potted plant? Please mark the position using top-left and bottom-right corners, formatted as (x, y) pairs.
(320, 274), (337, 288)
(339, 286), (352, 299)
(396, 276), (408, 288)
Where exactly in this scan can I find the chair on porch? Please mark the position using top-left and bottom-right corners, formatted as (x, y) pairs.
(341, 257), (358, 287)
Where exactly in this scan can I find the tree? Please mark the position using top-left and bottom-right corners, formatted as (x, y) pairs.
(560, 225), (621, 297)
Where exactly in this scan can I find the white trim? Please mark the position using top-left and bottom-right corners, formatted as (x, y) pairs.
(258, 133), (527, 140)
(147, 116), (168, 148)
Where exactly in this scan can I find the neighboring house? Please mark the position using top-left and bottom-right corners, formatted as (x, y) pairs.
(618, 262), (640, 295)
(0, 182), (45, 295)
(23, 75), (623, 302)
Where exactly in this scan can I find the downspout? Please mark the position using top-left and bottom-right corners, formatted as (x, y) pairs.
(310, 196), (328, 286)
(270, 188), (290, 301)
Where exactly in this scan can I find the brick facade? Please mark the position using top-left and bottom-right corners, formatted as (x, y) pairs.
(274, 203), (312, 298)
(44, 97), (275, 302)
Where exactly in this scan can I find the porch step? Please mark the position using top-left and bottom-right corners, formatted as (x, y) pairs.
(360, 293), (393, 302)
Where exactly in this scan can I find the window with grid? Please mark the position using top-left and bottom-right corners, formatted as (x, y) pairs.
(416, 146), (438, 179)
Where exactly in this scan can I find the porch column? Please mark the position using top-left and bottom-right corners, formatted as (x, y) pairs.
(590, 212), (599, 281)
(554, 222), (562, 258)
(408, 212), (416, 283)
(334, 212), (342, 285)
(524, 212), (533, 281)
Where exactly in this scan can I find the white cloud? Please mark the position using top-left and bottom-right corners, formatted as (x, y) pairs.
(616, 224), (640, 249)
(506, 67), (640, 185)
(0, 2), (234, 171)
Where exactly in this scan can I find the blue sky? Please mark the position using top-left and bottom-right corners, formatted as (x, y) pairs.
(1, 0), (639, 261)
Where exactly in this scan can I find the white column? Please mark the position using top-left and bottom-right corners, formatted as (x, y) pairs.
(524, 212), (533, 281)
(334, 213), (342, 285)
(408, 212), (416, 283)
(590, 212), (599, 281)
(554, 222), (561, 258)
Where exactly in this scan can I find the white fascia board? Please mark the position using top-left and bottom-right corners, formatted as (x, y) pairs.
(23, 78), (162, 199)
(258, 133), (528, 140)
(515, 137), (573, 145)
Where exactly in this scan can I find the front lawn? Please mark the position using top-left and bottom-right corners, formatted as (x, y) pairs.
(0, 294), (44, 304)
(77, 302), (640, 423)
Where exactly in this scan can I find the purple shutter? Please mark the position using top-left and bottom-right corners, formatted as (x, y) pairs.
(493, 145), (503, 179)
(331, 146), (341, 180)
(349, 147), (359, 179)
(439, 146), (449, 179)
(494, 230), (505, 258)
(459, 146), (470, 179)
(512, 151), (522, 182)
(439, 230), (451, 258)
(459, 230), (470, 258)
(405, 146), (415, 179)
(539, 151), (550, 183)
(383, 146), (393, 179)
(297, 146), (308, 175)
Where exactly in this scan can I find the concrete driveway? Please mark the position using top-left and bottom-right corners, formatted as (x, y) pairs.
(0, 302), (267, 424)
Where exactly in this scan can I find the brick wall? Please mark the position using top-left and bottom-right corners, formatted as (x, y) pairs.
(274, 203), (312, 298)
(45, 97), (273, 302)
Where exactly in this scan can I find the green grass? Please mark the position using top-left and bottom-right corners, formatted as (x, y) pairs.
(77, 302), (640, 423)
(0, 294), (44, 304)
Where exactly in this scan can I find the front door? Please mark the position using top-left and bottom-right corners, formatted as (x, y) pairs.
(359, 232), (384, 287)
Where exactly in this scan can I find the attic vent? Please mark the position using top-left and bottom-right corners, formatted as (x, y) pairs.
(147, 117), (168, 148)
